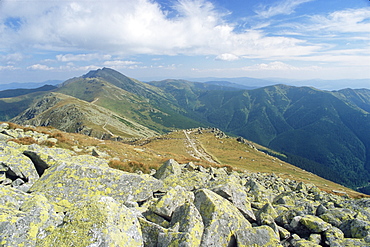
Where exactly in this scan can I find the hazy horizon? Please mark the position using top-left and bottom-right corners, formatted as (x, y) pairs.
(0, 0), (369, 87)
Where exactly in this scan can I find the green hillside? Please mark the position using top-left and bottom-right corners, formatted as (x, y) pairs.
(1, 68), (369, 192)
(151, 81), (370, 190)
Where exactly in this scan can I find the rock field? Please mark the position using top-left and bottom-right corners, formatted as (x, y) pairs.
(1, 122), (370, 246)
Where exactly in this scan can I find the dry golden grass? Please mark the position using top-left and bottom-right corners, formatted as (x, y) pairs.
(8, 137), (38, 145)
(2, 122), (367, 198)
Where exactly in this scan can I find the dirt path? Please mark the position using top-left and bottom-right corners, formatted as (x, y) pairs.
(183, 130), (219, 164)
(102, 121), (116, 137)
(91, 97), (99, 104)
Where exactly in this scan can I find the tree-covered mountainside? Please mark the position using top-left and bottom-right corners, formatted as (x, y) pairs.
(0, 68), (369, 191)
(151, 81), (370, 190)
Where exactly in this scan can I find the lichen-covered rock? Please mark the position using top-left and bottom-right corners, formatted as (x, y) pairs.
(0, 184), (32, 209)
(0, 193), (62, 247)
(211, 182), (256, 222)
(299, 215), (331, 233)
(38, 196), (143, 247)
(194, 189), (251, 246)
(23, 144), (76, 175)
(150, 186), (194, 220)
(236, 225), (282, 247)
(323, 226), (344, 246)
(319, 208), (355, 227)
(161, 170), (211, 191)
(0, 151), (39, 190)
(154, 159), (182, 180)
(340, 218), (370, 239)
(139, 218), (168, 247)
(164, 202), (204, 247)
(29, 157), (163, 208)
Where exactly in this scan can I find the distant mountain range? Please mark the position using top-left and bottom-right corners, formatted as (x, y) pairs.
(1, 67), (369, 193)
(0, 80), (62, 91)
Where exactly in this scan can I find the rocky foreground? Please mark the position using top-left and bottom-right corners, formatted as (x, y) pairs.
(1, 123), (370, 246)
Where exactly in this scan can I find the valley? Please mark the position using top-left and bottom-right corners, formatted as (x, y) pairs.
(0, 67), (369, 193)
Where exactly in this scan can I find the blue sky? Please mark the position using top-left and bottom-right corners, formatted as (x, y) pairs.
(0, 0), (369, 88)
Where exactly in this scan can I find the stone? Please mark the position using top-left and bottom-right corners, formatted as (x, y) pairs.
(0, 151), (39, 187)
(236, 225), (282, 247)
(139, 218), (168, 247)
(150, 186), (194, 220)
(158, 202), (204, 247)
(299, 215), (331, 233)
(323, 226), (344, 246)
(29, 157), (163, 208)
(0, 194), (62, 247)
(161, 170), (211, 191)
(154, 159), (182, 180)
(194, 189), (251, 246)
(38, 196), (143, 246)
(319, 208), (355, 227)
(340, 218), (370, 239)
(211, 182), (256, 222)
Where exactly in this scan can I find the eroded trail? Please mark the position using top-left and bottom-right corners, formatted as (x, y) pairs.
(183, 130), (219, 164)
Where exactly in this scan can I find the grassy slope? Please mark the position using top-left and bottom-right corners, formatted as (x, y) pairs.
(9, 123), (365, 199)
(153, 82), (370, 190)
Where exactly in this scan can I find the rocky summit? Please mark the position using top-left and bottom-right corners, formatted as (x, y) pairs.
(1, 122), (370, 246)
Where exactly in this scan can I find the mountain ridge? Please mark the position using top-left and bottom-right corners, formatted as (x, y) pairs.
(1, 68), (369, 192)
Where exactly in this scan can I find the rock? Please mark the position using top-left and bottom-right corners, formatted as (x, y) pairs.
(38, 196), (143, 246)
(29, 156), (163, 208)
(323, 226), (344, 246)
(0, 151), (39, 188)
(211, 182), (256, 222)
(236, 225), (282, 247)
(154, 159), (182, 180)
(161, 170), (211, 191)
(340, 218), (370, 239)
(158, 202), (204, 247)
(139, 218), (168, 247)
(319, 208), (355, 227)
(299, 215), (331, 233)
(194, 189), (251, 246)
(23, 145), (75, 176)
(0, 193), (62, 247)
(150, 186), (194, 220)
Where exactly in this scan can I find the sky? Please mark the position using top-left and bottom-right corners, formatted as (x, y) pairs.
(0, 0), (369, 88)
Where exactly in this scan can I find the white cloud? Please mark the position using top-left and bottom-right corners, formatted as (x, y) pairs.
(56, 53), (111, 62)
(0, 53), (23, 64)
(216, 53), (239, 61)
(0, 65), (18, 70)
(103, 60), (139, 67)
(0, 0), (318, 60)
(27, 64), (54, 70)
(255, 0), (313, 18)
(309, 8), (370, 33)
(241, 61), (319, 71)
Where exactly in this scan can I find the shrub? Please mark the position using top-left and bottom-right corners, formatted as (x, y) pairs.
(8, 137), (38, 145)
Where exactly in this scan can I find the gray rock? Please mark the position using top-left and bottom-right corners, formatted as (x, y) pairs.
(38, 196), (143, 246)
(154, 159), (182, 180)
(194, 189), (251, 246)
(150, 186), (194, 220)
(29, 156), (163, 208)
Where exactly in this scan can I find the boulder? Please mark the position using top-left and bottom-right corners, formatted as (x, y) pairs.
(236, 225), (282, 247)
(0, 151), (39, 191)
(340, 218), (370, 239)
(0, 193), (62, 247)
(38, 196), (143, 246)
(211, 182), (256, 222)
(194, 189), (251, 246)
(150, 186), (194, 220)
(158, 202), (204, 247)
(154, 159), (182, 180)
(29, 156), (163, 208)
